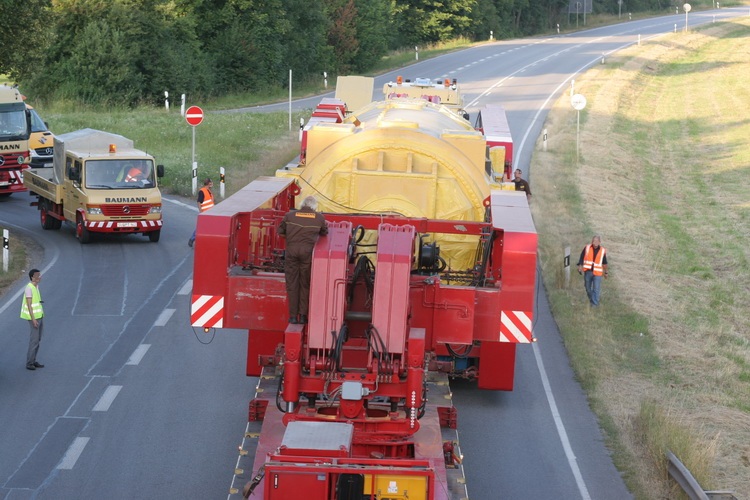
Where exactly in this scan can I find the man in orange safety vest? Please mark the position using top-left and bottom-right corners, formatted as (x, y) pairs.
(576, 235), (608, 306)
(188, 178), (214, 247)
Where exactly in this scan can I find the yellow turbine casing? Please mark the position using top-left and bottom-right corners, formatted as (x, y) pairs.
(278, 99), (495, 271)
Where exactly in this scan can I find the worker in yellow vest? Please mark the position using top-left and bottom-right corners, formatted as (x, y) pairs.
(576, 235), (608, 306)
(188, 178), (215, 247)
(20, 269), (45, 370)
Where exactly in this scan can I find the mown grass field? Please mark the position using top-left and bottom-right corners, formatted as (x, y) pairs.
(530, 17), (750, 499)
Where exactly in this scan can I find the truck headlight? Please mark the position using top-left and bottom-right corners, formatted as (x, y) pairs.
(149, 205), (162, 214)
(87, 207), (102, 215)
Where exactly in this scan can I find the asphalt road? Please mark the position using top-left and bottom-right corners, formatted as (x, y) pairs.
(1, 7), (745, 500)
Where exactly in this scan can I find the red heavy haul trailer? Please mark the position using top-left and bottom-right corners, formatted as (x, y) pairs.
(191, 76), (537, 500)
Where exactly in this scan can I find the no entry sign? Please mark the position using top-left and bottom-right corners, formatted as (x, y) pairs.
(185, 106), (204, 126)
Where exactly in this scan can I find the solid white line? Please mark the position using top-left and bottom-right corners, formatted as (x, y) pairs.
(57, 437), (90, 470)
(92, 385), (122, 412)
(178, 280), (193, 296)
(154, 308), (175, 327)
(126, 344), (151, 366)
(533, 343), (591, 500)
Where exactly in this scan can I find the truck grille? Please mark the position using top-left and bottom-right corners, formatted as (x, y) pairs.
(101, 204), (151, 216)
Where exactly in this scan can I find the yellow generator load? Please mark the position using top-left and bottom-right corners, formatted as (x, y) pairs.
(278, 79), (507, 271)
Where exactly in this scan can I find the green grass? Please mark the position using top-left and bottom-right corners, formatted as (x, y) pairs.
(531, 17), (750, 498)
(0, 226), (29, 290)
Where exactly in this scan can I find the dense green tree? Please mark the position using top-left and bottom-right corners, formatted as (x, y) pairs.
(391, 0), (475, 46)
(351, 0), (391, 72)
(283, 0), (334, 82)
(0, 0), (53, 83)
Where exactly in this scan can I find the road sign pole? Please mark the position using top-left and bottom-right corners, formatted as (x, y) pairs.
(185, 105), (205, 195)
(192, 126), (197, 196)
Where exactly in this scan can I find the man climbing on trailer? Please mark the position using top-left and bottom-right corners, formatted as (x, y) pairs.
(278, 195), (327, 324)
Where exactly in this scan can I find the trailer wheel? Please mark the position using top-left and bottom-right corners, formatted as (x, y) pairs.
(148, 229), (161, 243)
(76, 214), (91, 244)
(40, 200), (61, 230)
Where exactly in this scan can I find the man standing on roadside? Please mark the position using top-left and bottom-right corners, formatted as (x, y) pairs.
(278, 196), (327, 324)
(188, 178), (214, 247)
(20, 269), (45, 370)
(577, 235), (608, 306)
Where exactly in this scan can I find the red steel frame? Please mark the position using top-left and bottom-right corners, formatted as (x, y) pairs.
(191, 175), (537, 498)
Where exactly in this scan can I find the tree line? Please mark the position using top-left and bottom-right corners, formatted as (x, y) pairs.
(1, 0), (695, 106)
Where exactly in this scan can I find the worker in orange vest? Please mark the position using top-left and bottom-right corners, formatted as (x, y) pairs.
(188, 178), (214, 247)
(576, 235), (608, 306)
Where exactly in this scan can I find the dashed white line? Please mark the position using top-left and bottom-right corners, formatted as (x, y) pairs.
(178, 280), (193, 296)
(92, 385), (122, 412)
(57, 437), (90, 470)
(154, 308), (176, 327)
(126, 344), (151, 366)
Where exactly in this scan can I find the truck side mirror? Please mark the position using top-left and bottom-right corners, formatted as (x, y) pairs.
(156, 164), (164, 178)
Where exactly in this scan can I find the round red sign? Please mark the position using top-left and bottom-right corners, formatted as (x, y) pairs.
(185, 106), (204, 126)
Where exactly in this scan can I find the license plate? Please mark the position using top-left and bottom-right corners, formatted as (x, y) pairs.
(117, 222), (138, 228)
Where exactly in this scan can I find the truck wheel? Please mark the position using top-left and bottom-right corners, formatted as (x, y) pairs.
(40, 202), (56, 230)
(148, 229), (161, 243)
(76, 214), (91, 244)
(40, 201), (62, 230)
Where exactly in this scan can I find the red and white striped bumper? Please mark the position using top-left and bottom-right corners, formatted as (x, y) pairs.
(499, 311), (533, 343)
(85, 219), (162, 232)
(191, 295), (224, 328)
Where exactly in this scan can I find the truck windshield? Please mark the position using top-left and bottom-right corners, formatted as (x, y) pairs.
(85, 159), (155, 189)
(29, 109), (47, 133)
(0, 107), (30, 140)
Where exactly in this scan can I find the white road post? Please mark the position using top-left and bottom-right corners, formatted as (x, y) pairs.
(564, 246), (571, 288)
(164, 91), (169, 112)
(220, 167), (225, 199)
(415, 46), (419, 61)
(543, 128), (548, 152)
(2, 229), (8, 273)
(490, 30), (493, 41)
(299, 117), (304, 142)
(180, 94), (186, 116)
(323, 71), (328, 89)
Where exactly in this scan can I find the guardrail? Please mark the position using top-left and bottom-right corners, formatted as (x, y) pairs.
(667, 450), (738, 500)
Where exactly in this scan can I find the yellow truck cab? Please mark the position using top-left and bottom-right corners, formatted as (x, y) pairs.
(24, 128), (165, 243)
(27, 104), (54, 168)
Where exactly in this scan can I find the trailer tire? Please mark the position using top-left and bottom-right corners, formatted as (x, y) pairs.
(76, 214), (91, 244)
(148, 229), (161, 243)
(40, 201), (61, 230)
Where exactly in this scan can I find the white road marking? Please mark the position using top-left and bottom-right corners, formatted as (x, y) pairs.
(533, 344), (591, 500)
(92, 385), (122, 412)
(178, 280), (193, 295)
(126, 344), (151, 366)
(57, 437), (90, 470)
(154, 308), (175, 327)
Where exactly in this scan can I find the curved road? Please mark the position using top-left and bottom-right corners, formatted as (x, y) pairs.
(1, 8), (744, 499)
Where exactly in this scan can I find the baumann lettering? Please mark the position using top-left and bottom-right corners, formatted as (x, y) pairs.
(0, 144), (21, 151)
(105, 197), (147, 203)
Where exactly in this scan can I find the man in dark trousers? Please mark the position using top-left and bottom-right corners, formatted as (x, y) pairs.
(279, 196), (327, 324)
(577, 235), (608, 306)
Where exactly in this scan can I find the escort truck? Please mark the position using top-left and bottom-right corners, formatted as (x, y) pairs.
(24, 128), (164, 243)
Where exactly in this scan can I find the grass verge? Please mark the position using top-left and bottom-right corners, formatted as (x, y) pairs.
(530, 17), (750, 499)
